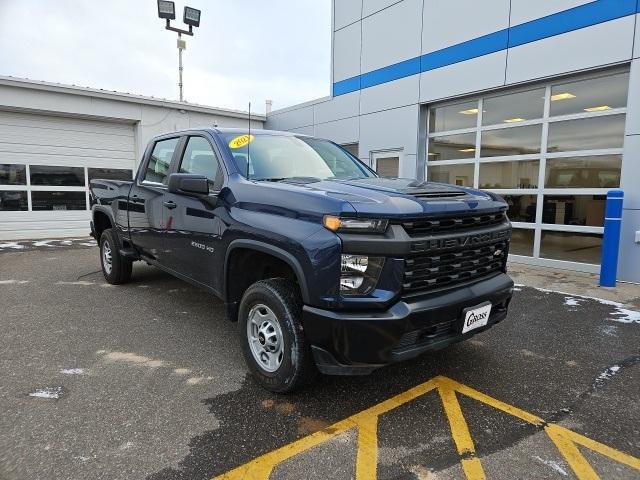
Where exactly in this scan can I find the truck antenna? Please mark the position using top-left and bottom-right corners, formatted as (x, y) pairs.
(246, 101), (251, 179)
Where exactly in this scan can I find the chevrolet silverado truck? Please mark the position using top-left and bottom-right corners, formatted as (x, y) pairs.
(89, 128), (514, 392)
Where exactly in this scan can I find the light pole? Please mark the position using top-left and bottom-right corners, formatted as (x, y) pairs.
(157, 1), (202, 102)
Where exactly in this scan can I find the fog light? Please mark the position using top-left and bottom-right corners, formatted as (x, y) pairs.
(340, 254), (384, 295)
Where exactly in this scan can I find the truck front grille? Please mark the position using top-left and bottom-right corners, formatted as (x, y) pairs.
(401, 211), (506, 237)
(403, 239), (508, 293)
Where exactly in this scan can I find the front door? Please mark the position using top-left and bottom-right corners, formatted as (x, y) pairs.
(372, 150), (402, 178)
(163, 135), (223, 290)
(128, 137), (180, 263)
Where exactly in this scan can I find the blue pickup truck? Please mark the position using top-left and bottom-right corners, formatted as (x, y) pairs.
(89, 128), (514, 392)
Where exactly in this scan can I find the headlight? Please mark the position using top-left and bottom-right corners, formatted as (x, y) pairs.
(323, 216), (388, 233)
(340, 254), (385, 295)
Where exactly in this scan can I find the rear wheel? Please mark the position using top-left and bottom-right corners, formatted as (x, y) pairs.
(100, 228), (132, 285)
(239, 279), (316, 393)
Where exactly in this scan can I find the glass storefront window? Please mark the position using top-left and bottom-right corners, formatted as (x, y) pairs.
(482, 88), (545, 126)
(31, 191), (86, 211)
(547, 115), (625, 152)
(540, 231), (602, 265)
(30, 165), (85, 186)
(427, 164), (474, 187)
(550, 72), (630, 117)
(428, 132), (476, 160)
(542, 195), (606, 227)
(0, 164), (27, 185)
(510, 228), (535, 256)
(429, 101), (478, 132)
(480, 124), (542, 157)
(427, 69), (628, 266)
(0, 191), (28, 211)
(503, 195), (537, 223)
(545, 155), (621, 188)
(479, 160), (539, 189)
(87, 168), (133, 182)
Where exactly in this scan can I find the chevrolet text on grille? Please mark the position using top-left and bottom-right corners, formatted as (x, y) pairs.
(411, 229), (511, 252)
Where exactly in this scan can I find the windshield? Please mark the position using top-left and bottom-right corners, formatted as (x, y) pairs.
(221, 133), (375, 181)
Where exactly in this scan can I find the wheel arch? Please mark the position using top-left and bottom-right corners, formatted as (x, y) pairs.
(224, 239), (310, 311)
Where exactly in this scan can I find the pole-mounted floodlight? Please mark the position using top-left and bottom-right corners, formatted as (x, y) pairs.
(157, 1), (202, 102)
(183, 7), (201, 27)
(157, 1), (176, 20)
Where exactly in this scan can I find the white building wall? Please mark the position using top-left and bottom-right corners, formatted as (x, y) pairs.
(0, 78), (264, 240)
(266, 0), (640, 282)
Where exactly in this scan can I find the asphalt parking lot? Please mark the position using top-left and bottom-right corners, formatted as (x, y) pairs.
(1, 242), (639, 480)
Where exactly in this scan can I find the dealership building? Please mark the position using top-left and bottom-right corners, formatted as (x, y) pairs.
(0, 76), (263, 240)
(1, 0), (639, 283)
(266, 0), (640, 282)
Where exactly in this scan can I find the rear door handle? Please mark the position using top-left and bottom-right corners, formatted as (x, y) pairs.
(163, 200), (177, 209)
(131, 195), (144, 204)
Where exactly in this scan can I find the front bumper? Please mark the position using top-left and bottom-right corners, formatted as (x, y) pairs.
(303, 272), (513, 375)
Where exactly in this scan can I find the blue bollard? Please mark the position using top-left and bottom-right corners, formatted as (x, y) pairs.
(599, 190), (624, 287)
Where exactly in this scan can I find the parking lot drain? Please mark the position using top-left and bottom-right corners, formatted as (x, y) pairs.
(29, 386), (64, 399)
(214, 376), (640, 480)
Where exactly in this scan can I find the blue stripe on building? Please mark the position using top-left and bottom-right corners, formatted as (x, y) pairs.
(333, 0), (638, 97)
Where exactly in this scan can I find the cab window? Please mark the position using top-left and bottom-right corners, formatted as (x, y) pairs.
(143, 137), (179, 184)
(179, 136), (221, 189)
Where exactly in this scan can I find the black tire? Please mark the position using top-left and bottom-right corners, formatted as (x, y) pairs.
(99, 228), (132, 285)
(239, 279), (317, 393)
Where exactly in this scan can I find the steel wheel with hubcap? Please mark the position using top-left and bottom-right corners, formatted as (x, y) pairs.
(247, 303), (284, 373)
(102, 240), (113, 275)
(99, 228), (132, 285)
(238, 278), (317, 393)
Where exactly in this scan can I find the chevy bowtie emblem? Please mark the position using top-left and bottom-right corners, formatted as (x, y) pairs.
(494, 249), (503, 257)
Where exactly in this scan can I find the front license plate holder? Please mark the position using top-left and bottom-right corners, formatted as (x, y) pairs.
(461, 302), (492, 334)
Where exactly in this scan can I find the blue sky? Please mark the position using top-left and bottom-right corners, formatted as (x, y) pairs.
(0, 0), (331, 113)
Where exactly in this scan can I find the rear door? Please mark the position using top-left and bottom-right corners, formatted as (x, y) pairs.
(128, 137), (181, 263)
(162, 135), (224, 290)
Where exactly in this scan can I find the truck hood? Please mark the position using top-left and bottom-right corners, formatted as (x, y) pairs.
(266, 177), (505, 217)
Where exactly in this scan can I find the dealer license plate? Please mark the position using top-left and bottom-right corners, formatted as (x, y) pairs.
(461, 302), (492, 334)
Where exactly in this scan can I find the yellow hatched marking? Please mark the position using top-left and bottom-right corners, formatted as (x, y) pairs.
(213, 376), (640, 480)
(438, 386), (485, 480)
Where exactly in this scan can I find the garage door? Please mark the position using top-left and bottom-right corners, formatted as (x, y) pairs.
(0, 111), (136, 240)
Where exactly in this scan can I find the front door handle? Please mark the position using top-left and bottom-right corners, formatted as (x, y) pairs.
(163, 200), (177, 209)
(131, 195), (144, 204)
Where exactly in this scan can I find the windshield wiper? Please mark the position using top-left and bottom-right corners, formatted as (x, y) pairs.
(254, 176), (322, 183)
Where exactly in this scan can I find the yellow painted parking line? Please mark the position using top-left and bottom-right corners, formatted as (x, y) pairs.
(213, 376), (640, 480)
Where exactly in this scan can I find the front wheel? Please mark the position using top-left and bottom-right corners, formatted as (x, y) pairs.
(99, 228), (132, 285)
(239, 279), (316, 393)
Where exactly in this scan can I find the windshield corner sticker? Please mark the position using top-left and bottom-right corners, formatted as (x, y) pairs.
(229, 134), (254, 149)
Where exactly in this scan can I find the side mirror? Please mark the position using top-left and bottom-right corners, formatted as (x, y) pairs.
(167, 173), (209, 196)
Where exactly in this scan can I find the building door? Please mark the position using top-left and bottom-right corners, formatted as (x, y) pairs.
(0, 110), (135, 240)
(372, 150), (402, 178)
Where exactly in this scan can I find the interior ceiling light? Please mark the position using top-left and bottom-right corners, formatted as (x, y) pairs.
(504, 118), (525, 123)
(459, 108), (479, 115)
(550, 92), (576, 101)
(458, 148), (476, 152)
(584, 105), (611, 112)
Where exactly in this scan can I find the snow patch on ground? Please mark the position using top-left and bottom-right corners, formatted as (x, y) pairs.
(29, 387), (63, 399)
(533, 456), (568, 476)
(61, 368), (86, 375)
(563, 297), (582, 308)
(595, 364), (621, 386)
(521, 285), (640, 324)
